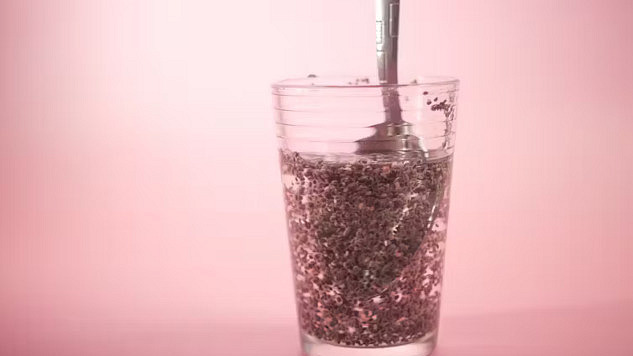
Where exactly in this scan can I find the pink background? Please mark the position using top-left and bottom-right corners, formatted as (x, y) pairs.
(1, 0), (632, 355)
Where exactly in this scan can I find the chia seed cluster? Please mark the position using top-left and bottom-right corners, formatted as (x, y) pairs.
(280, 150), (452, 347)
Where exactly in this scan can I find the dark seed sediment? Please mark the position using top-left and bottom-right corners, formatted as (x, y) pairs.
(280, 150), (452, 347)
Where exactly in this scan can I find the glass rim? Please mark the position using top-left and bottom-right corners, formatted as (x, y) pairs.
(271, 75), (459, 90)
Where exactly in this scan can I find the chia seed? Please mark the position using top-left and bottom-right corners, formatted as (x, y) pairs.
(279, 149), (452, 347)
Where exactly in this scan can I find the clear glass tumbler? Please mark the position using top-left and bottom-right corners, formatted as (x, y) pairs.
(273, 76), (459, 356)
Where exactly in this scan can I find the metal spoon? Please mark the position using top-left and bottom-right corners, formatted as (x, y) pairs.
(355, 0), (421, 154)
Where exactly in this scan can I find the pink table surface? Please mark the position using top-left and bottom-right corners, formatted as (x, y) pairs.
(2, 303), (631, 356)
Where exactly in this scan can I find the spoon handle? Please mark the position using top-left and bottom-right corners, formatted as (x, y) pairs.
(376, 0), (400, 84)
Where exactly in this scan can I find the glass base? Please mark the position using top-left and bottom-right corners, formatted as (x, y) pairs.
(301, 331), (437, 356)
